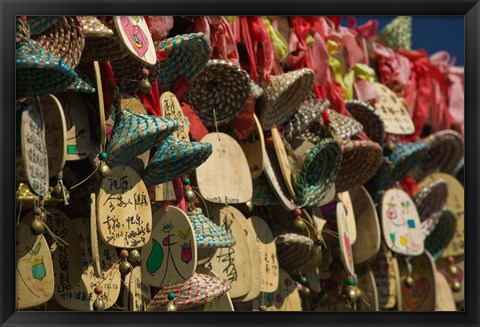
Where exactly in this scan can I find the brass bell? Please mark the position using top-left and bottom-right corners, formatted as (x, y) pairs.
(128, 249), (141, 264)
(138, 79), (152, 93)
(386, 139), (396, 152)
(347, 287), (358, 303)
(448, 265), (458, 276)
(99, 163), (111, 178)
(31, 218), (45, 235)
(451, 280), (461, 292)
(301, 286), (311, 297)
(53, 183), (63, 197)
(294, 218), (305, 231)
(405, 275), (415, 288)
(93, 298), (106, 311)
(119, 260), (132, 276)
(245, 201), (254, 213)
(185, 189), (196, 202)
(166, 302), (177, 312)
(259, 305), (267, 311)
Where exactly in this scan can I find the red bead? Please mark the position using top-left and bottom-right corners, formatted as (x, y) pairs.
(448, 256), (455, 264)
(294, 208), (302, 217)
(94, 286), (103, 295)
(120, 249), (129, 259)
(141, 68), (150, 77)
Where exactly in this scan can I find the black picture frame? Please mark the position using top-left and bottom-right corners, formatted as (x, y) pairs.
(1, 1), (478, 326)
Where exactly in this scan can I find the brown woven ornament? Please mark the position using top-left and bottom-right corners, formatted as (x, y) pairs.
(184, 59), (251, 126)
(257, 68), (315, 131)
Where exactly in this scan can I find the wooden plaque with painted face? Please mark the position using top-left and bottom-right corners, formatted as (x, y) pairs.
(196, 133), (253, 204)
(239, 114), (265, 179)
(337, 202), (355, 276)
(142, 206), (197, 288)
(196, 266), (235, 312)
(373, 82), (415, 135)
(418, 173), (464, 258)
(20, 104), (49, 197)
(16, 216), (54, 309)
(56, 93), (92, 161)
(114, 16), (157, 66)
(55, 218), (121, 311)
(38, 94), (67, 178)
(249, 216), (279, 293)
(399, 251), (436, 312)
(381, 189), (424, 256)
(97, 165), (152, 248)
(204, 204), (253, 299)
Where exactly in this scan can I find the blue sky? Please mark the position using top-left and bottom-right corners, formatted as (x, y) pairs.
(348, 16), (464, 65)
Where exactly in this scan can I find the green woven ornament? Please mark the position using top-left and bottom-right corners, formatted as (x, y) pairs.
(377, 16), (412, 51)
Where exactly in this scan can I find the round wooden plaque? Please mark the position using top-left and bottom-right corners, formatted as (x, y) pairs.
(204, 204), (253, 299)
(114, 16), (157, 66)
(373, 82), (415, 135)
(38, 94), (67, 178)
(249, 216), (279, 293)
(142, 205), (197, 288)
(97, 165), (152, 248)
(239, 114), (265, 179)
(20, 104), (49, 197)
(16, 216), (54, 309)
(55, 218), (121, 311)
(196, 133), (253, 204)
(160, 91), (190, 142)
(381, 188), (424, 256)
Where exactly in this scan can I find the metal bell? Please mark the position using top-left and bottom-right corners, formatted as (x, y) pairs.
(185, 189), (196, 202)
(99, 163), (111, 178)
(93, 298), (106, 311)
(128, 249), (141, 264)
(451, 280), (461, 292)
(245, 201), (254, 213)
(405, 275), (415, 288)
(294, 218), (305, 231)
(301, 286), (311, 297)
(347, 287), (358, 303)
(138, 79), (152, 93)
(166, 302), (177, 312)
(448, 265), (458, 276)
(53, 183), (63, 197)
(119, 260), (132, 276)
(259, 305), (267, 311)
(31, 218), (45, 235)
